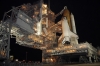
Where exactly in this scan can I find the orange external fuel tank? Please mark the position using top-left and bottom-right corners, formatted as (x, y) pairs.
(62, 9), (72, 31)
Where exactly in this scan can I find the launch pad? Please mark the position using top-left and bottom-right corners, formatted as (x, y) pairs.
(0, 0), (100, 64)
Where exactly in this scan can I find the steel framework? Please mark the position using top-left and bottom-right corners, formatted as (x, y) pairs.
(0, 0), (99, 64)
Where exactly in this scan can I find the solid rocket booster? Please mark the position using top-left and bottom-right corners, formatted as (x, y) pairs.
(71, 13), (78, 44)
(71, 13), (77, 34)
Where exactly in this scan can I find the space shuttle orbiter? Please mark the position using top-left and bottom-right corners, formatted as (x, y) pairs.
(58, 6), (78, 45)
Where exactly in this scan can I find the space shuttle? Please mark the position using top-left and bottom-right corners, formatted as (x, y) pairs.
(58, 6), (78, 45)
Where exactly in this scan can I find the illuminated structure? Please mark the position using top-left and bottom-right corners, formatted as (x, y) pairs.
(0, 0), (99, 63)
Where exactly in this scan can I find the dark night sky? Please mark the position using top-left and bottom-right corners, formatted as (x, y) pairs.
(0, 0), (100, 61)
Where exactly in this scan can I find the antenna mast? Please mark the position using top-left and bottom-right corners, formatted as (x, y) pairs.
(48, 0), (50, 9)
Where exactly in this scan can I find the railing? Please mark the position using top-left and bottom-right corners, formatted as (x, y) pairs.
(0, 62), (89, 66)
(0, 62), (43, 66)
(0, 61), (100, 66)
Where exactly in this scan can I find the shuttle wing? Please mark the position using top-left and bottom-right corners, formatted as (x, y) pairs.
(69, 31), (78, 38)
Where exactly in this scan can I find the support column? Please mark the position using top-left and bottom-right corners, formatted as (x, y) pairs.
(0, 19), (11, 60)
(42, 50), (47, 63)
(93, 55), (96, 63)
(94, 55), (98, 63)
(89, 56), (92, 63)
(42, 52), (45, 63)
(87, 49), (92, 63)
